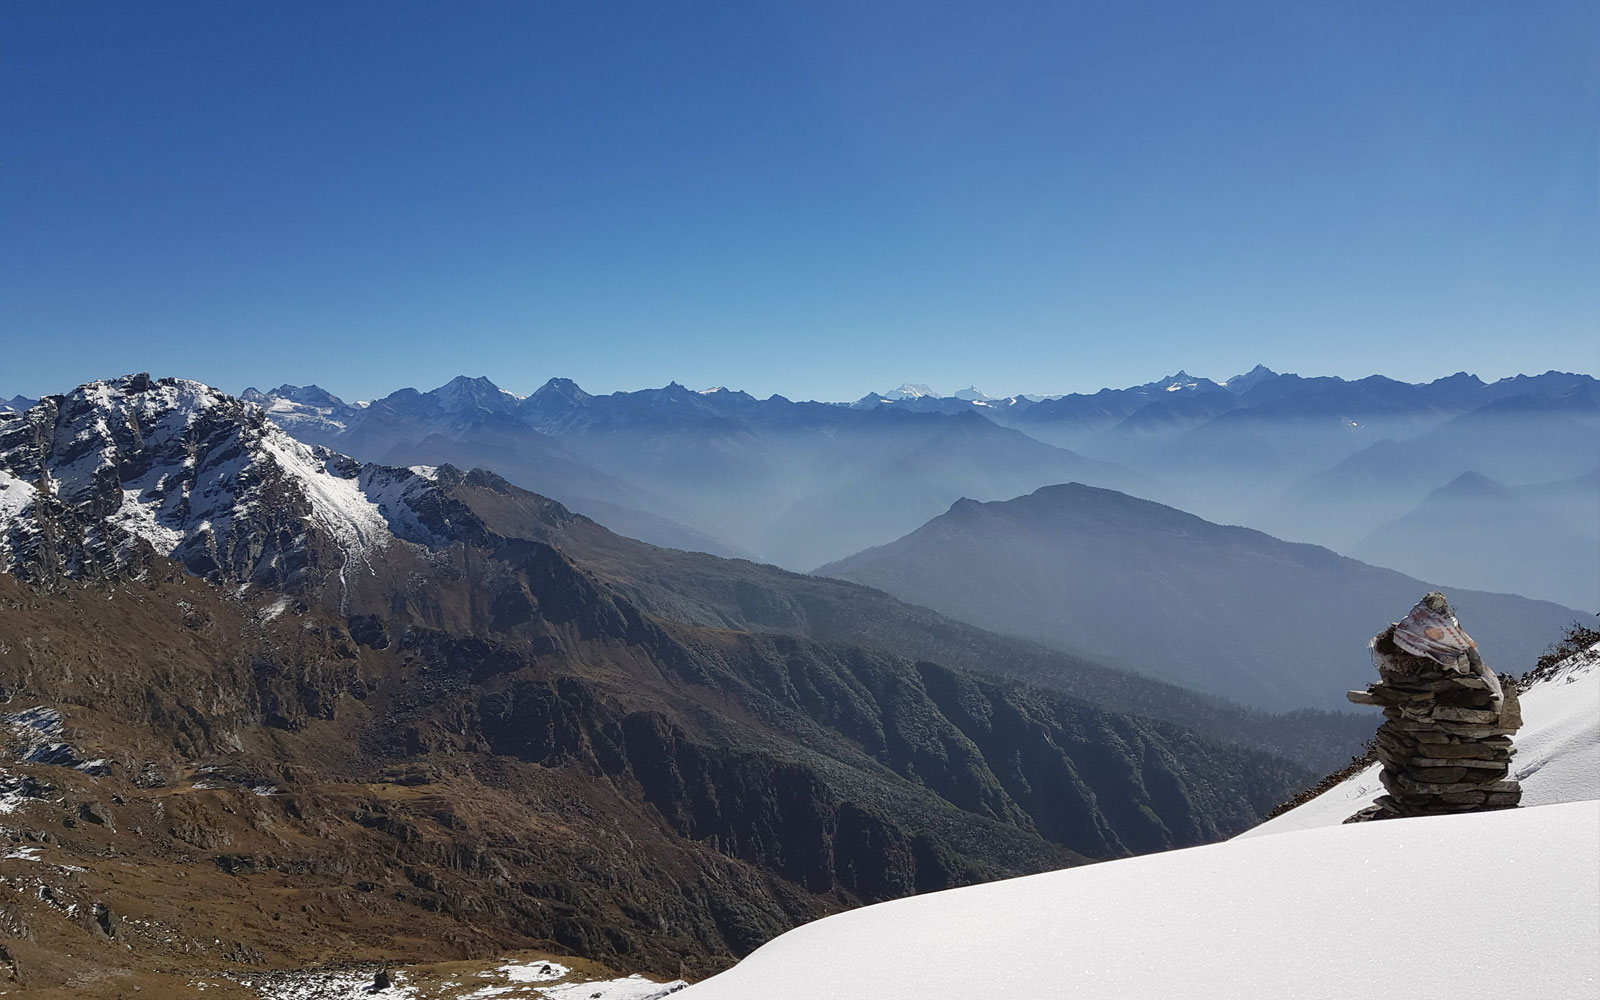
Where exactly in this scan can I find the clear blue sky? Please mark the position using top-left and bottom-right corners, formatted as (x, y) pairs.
(3, 1), (1596, 402)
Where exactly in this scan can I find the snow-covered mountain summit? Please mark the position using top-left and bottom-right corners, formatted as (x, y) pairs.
(0, 375), (448, 593)
(883, 382), (937, 400)
(1142, 369), (1225, 394)
(241, 383), (346, 409)
(240, 382), (359, 440)
(1221, 364), (1279, 392)
(428, 374), (525, 414)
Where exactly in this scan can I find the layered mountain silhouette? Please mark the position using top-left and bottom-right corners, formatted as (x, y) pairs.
(0, 377), (1316, 982)
(1350, 468), (1599, 611)
(412, 471), (1371, 772)
(241, 368), (1598, 607)
(244, 376), (1166, 569)
(1257, 383), (1600, 554)
(861, 369), (1597, 557)
(818, 483), (1581, 713)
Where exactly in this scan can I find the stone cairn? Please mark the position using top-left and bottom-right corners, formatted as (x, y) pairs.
(1345, 592), (1522, 822)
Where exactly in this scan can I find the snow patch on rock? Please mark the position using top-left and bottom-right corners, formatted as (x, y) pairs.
(537, 976), (687, 1000)
(227, 967), (417, 999)
(259, 596), (293, 623)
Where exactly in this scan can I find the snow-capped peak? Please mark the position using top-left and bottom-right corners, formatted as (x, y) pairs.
(1220, 365), (1279, 393)
(883, 383), (937, 400)
(1129, 370), (1226, 395)
(528, 377), (592, 406)
(427, 374), (525, 412)
(850, 393), (896, 409)
(0, 375), (447, 597)
(952, 386), (994, 401)
(242, 383), (358, 439)
(258, 383), (346, 408)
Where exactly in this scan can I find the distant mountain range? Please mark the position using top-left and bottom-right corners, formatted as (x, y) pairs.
(14, 364), (1590, 606)
(228, 366), (1599, 608)
(1254, 388), (1600, 545)
(818, 483), (1581, 713)
(237, 374), (1169, 569)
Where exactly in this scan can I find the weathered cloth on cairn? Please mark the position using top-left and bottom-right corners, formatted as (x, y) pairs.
(1345, 592), (1523, 822)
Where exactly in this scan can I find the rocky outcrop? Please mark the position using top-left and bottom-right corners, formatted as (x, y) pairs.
(0, 375), (455, 596)
(1346, 593), (1522, 821)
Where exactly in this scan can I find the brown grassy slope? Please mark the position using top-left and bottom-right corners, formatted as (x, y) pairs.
(0, 570), (829, 989)
(0, 519), (1310, 993)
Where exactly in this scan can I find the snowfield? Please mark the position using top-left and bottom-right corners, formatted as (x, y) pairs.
(678, 642), (1600, 1000)
(1245, 640), (1599, 838)
(678, 802), (1598, 1000)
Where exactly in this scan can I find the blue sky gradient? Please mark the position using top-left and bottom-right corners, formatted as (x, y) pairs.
(3, 1), (1596, 401)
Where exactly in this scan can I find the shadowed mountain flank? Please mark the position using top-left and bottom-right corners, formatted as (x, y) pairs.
(445, 476), (1370, 772)
(818, 484), (1580, 713)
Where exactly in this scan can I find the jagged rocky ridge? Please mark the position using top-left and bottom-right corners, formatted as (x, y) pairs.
(0, 374), (454, 598)
(0, 376), (1315, 989)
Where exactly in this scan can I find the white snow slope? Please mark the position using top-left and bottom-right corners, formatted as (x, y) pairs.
(679, 642), (1600, 1000)
(1245, 640), (1600, 839)
(679, 802), (1598, 1000)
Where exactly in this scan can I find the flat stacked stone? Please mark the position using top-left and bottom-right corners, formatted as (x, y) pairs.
(1345, 592), (1522, 822)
